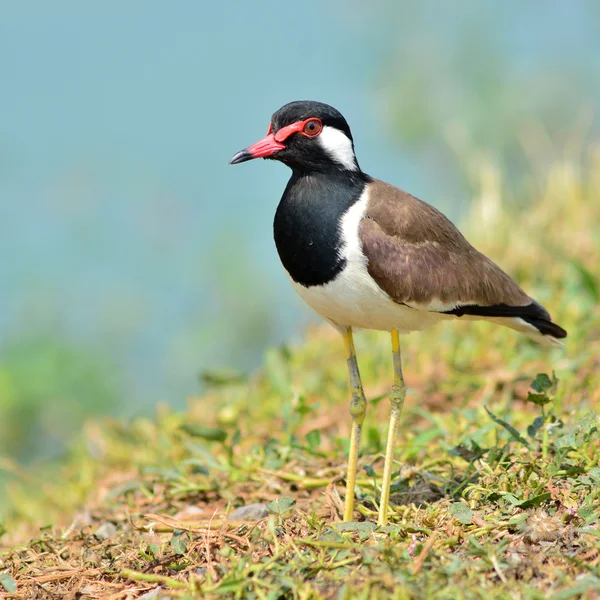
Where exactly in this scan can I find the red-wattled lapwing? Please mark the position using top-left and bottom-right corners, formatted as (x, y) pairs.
(230, 100), (567, 525)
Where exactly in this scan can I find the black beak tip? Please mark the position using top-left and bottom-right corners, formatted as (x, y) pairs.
(229, 149), (252, 165)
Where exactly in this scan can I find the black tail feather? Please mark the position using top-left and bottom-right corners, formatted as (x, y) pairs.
(520, 315), (567, 339)
(442, 300), (567, 340)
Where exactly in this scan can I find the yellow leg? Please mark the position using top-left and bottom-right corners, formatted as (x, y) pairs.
(341, 326), (367, 522)
(378, 329), (406, 526)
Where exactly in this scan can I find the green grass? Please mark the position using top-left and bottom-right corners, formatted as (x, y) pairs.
(1, 154), (599, 599)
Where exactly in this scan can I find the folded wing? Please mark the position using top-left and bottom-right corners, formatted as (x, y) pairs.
(359, 179), (567, 344)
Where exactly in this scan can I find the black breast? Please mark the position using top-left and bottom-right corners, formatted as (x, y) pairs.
(273, 171), (369, 287)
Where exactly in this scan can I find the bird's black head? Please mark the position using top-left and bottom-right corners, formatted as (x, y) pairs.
(230, 100), (360, 173)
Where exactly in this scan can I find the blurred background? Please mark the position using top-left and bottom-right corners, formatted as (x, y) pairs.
(1, 1), (598, 484)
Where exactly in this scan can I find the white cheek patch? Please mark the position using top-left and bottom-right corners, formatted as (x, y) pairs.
(318, 126), (358, 171)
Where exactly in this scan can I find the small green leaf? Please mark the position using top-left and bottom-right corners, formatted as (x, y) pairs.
(449, 502), (474, 525)
(484, 406), (530, 447)
(0, 572), (17, 593)
(517, 493), (551, 509)
(319, 528), (345, 543)
(501, 493), (521, 505)
(363, 464), (376, 478)
(171, 529), (188, 555)
(294, 395), (313, 417)
(587, 467), (600, 483)
(180, 424), (227, 443)
(526, 373), (557, 406)
(578, 413), (600, 439)
(334, 521), (377, 539)
(554, 432), (577, 449)
(527, 393), (552, 406)
(266, 496), (295, 516)
(578, 505), (598, 521)
(531, 373), (553, 393)
(527, 416), (545, 438)
(306, 429), (321, 451)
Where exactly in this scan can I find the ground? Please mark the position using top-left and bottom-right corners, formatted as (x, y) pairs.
(1, 161), (599, 599)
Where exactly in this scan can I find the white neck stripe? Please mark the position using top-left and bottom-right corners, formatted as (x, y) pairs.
(318, 126), (358, 171)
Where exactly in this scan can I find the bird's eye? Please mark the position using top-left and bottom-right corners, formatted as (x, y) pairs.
(302, 119), (322, 137)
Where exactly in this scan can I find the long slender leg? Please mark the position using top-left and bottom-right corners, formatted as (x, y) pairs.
(341, 326), (367, 522)
(378, 329), (406, 526)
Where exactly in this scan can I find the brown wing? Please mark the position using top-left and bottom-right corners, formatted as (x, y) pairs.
(358, 179), (567, 341)
(359, 179), (532, 309)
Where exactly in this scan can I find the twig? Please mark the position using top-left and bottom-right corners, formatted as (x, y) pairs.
(33, 568), (100, 583)
(412, 533), (438, 575)
(295, 538), (356, 550)
(120, 569), (189, 589)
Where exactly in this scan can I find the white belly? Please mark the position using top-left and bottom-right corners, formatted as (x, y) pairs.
(287, 188), (446, 333)
(290, 268), (444, 332)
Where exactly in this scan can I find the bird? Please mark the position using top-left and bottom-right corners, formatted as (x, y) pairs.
(229, 100), (567, 526)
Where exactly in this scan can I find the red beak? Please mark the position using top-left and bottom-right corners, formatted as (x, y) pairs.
(230, 133), (286, 164)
